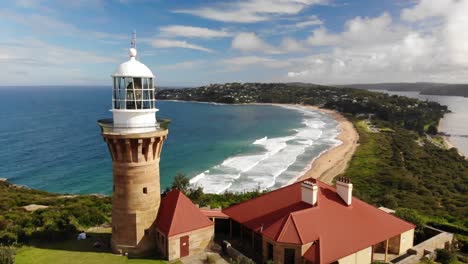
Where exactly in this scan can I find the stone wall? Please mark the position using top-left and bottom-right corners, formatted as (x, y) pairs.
(166, 225), (214, 261)
(392, 230), (453, 264)
(102, 130), (168, 257)
(262, 236), (305, 264)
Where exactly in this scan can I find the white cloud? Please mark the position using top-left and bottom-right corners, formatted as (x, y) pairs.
(295, 15), (323, 27)
(0, 38), (115, 85)
(308, 13), (405, 47)
(281, 37), (307, 52)
(446, 0), (468, 66)
(286, 2), (468, 84)
(151, 39), (214, 53)
(221, 56), (291, 71)
(159, 25), (231, 38)
(174, 0), (328, 23)
(0, 9), (126, 42)
(307, 28), (340, 46)
(401, 0), (457, 21)
(231, 33), (307, 54)
(159, 60), (206, 70)
(231, 32), (277, 53)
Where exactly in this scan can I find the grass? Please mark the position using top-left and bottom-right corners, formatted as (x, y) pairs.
(15, 234), (167, 264)
(343, 120), (391, 200)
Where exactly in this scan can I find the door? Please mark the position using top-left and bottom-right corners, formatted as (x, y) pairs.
(180, 235), (189, 258)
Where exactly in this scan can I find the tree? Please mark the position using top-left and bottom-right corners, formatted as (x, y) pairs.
(395, 208), (427, 236)
(427, 125), (438, 135)
(171, 173), (190, 194)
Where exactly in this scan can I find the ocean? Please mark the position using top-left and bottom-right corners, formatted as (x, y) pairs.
(373, 90), (468, 157)
(0, 87), (340, 195)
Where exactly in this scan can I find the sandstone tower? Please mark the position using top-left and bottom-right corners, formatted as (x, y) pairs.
(98, 33), (168, 256)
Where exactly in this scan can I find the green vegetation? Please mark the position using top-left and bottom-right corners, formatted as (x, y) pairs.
(13, 227), (166, 264)
(158, 83), (448, 134)
(167, 173), (264, 209)
(1, 82), (467, 261)
(159, 83), (467, 251)
(344, 119), (467, 224)
(0, 246), (14, 264)
(15, 246), (166, 264)
(0, 181), (111, 245)
(434, 248), (459, 264)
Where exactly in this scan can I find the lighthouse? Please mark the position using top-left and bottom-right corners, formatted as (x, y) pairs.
(98, 33), (168, 257)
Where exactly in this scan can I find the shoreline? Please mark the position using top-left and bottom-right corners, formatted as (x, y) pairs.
(293, 105), (359, 184)
(161, 100), (360, 186)
(438, 117), (466, 159)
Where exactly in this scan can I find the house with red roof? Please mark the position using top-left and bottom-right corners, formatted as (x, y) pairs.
(221, 178), (415, 264)
(151, 178), (415, 263)
(154, 189), (214, 260)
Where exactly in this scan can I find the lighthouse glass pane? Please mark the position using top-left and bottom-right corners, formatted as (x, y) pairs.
(120, 77), (126, 109)
(126, 77), (136, 109)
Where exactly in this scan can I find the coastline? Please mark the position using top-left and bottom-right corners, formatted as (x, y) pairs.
(292, 105), (359, 184)
(438, 118), (466, 159)
(161, 100), (360, 186)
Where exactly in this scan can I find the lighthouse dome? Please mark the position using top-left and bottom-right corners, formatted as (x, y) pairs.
(112, 48), (154, 78)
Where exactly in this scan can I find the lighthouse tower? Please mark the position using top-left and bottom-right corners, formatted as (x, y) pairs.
(98, 33), (168, 256)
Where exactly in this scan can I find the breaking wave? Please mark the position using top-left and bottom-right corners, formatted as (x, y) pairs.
(189, 105), (340, 194)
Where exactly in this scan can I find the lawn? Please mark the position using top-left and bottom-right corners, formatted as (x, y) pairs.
(15, 247), (167, 264)
(14, 232), (168, 264)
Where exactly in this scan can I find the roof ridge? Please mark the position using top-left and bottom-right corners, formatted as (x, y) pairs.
(224, 181), (303, 211)
(275, 214), (293, 241)
(290, 214), (304, 244)
(166, 190), (183, 235)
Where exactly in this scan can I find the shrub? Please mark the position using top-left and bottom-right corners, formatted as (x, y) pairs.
(206, 254), (217, 264)
(435, 248), (457, 264)
(0, 246), (14, 264)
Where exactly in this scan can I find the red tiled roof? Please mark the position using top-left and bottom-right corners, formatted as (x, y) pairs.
(223, 179), (415, 264)
(155, 189), (213, 237)
(200, 209), (229, 219)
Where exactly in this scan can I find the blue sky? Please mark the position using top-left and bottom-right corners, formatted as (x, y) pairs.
(1, 0), (467, 86)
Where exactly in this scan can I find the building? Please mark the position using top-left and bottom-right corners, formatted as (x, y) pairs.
(98, 34), (215, 258)
(221, 178), (415, 264)
(155, 189), (214, 260)
(98, 34), (415, 263)
(97, 34), (169, 256)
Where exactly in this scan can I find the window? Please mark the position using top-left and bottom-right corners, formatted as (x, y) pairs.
(143, 187), (148, 194)
(112, 76), (155, 110)
(284, 248), (295, 264)
(267, 243), (274, 261)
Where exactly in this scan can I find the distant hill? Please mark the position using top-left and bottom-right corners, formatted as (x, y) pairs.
(338, 83), (468, 97)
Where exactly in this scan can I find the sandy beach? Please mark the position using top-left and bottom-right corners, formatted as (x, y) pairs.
(167, 101), (361, 185)
(438, 119), (466, 159)
(293, 105), (359, 184)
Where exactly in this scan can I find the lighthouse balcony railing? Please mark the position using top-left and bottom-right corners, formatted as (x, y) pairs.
(97, 118), (170, 133)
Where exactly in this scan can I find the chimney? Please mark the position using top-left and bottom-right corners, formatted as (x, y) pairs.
(336, 177), (353, 206)
(301, 181), (318, 206)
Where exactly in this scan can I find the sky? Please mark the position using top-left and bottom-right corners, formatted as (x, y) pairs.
(1, 0), (467, 86)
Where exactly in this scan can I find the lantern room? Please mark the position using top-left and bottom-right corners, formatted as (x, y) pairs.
(111, 36), (158, 129)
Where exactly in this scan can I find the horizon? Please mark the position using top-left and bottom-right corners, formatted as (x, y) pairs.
(0, 81), (467, 89)
(1, 0), (468, 86)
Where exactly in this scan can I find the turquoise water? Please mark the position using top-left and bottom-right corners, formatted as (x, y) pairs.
(0, 87), (339, 194)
